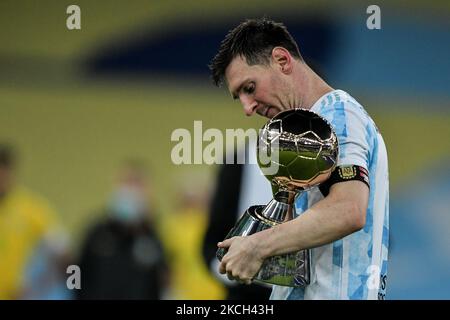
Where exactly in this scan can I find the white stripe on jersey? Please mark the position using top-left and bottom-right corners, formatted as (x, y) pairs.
(342, 237), (350, 299)
(368, 133), (389, 299)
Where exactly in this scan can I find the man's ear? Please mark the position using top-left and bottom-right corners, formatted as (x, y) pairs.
(271, 47), (293, 74)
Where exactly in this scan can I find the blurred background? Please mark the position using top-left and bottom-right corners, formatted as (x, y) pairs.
(0, 0), (449, 299)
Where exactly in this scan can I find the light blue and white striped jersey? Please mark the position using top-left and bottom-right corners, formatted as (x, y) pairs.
(270, 90), (389, 300)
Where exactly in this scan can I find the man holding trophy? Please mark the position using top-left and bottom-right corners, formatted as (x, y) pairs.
(210, 18), (389, 300)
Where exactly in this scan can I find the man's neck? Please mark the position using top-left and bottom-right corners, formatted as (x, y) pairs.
(298, 63), (334, 110)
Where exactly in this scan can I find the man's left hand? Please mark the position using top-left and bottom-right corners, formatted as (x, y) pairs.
(217, 236), (265, 285)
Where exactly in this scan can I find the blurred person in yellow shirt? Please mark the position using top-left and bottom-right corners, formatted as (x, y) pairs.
(161, 176), (225, 300)
(0, 144), (71, 299)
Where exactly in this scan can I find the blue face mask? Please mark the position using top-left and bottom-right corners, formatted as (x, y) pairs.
(109, 186), (146, 223)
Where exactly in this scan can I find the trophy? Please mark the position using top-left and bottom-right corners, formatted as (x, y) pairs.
(216, 108), (338, 287)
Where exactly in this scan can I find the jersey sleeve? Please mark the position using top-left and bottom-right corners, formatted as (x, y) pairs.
(317, 99), (373, 171)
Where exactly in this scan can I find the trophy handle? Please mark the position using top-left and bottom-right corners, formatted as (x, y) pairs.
(216, 203), (311, 287)
(216, 205), (271, 261)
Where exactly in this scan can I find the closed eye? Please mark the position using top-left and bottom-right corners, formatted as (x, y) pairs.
(231, 82), (255, 100)
(243, 83), (255, 95)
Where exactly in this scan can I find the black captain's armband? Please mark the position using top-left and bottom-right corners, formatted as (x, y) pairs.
(319, 165), (370, 197)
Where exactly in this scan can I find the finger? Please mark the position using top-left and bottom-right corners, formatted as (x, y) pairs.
(227, 272), (235, 281)
(217, 237), (235, 248)
(235, 276), (253, 285)
(219, 261), (227, 274)
(236, 275), (252, 285)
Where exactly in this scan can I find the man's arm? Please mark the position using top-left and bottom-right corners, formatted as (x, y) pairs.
(218, 180), (369, 282)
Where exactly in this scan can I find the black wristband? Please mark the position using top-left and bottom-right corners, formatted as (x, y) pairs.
(319, 165), (370, 197)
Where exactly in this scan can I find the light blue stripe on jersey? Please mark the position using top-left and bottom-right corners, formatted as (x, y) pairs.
(315, 98), (348, 160)
(332, 241), (343, 267)
(331, 102), (348, 158)
(334, 91), (341, 103)
(327, 94), (333, 105)
(364, 121), (378, 235)
(349, 273), (369, 299)
(287, 286), (305, 300)
(382, 226), (389, 247)
(383, 190), (390, 249)
(295, 192), (309, 216)
(332, 240), (343, 298)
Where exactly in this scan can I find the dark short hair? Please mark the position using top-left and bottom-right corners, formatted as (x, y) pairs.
(0, 144), (15, 168)
(209, 18), (303, 87)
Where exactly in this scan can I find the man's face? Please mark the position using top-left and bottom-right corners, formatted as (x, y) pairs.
(109, 168), (149, 223)
(225, 55), (291, 119)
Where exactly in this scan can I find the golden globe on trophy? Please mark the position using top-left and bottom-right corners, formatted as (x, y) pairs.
(217, 108), (338, 287)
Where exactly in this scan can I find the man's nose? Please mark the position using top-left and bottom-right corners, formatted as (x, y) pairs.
(240, 95), (258, 116)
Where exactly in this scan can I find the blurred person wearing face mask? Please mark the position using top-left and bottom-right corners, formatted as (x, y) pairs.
(76, 160), (169, 300)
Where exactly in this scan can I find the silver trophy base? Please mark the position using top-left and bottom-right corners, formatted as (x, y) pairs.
(216, 205), (310, 287)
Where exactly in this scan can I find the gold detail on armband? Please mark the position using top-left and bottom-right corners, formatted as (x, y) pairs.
(339, 166), (356, 179)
